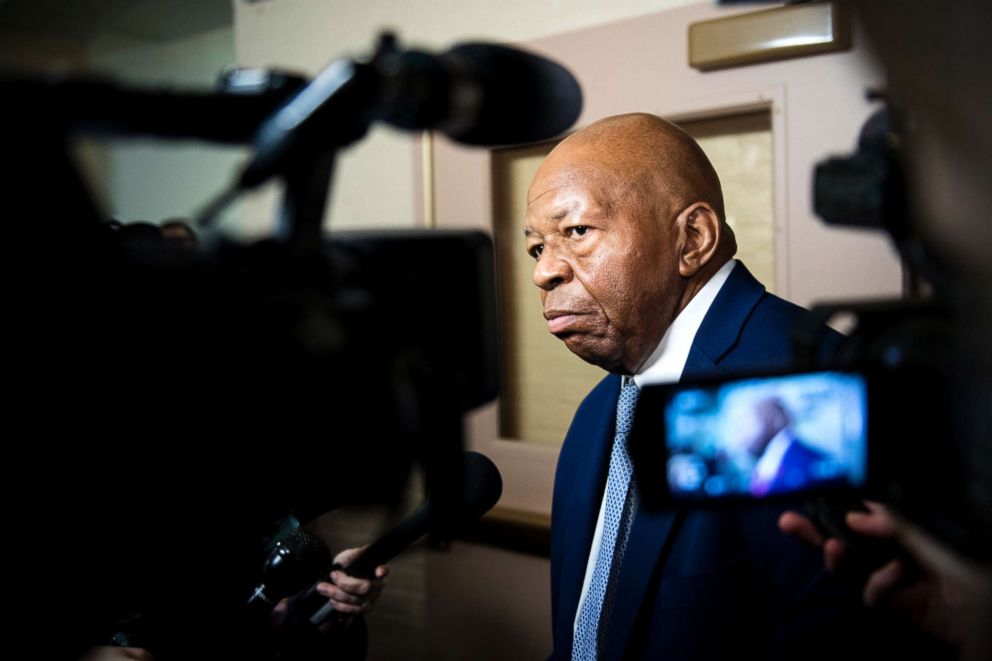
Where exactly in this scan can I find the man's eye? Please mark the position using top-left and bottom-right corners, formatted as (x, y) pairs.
(529, 244), (544, 259)
(566, 226), (589, 237)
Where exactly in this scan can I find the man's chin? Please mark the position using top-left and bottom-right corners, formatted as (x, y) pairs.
(561, 335), (624, 373)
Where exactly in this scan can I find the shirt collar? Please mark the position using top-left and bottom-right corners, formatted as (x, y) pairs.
(630, 259), (737, 389)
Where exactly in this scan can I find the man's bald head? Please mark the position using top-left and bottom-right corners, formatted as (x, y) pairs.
(525, 113), (737, 374)
(535, 113), (731, 241)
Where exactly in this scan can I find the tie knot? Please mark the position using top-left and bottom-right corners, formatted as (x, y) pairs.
(615, 381), (640, 435)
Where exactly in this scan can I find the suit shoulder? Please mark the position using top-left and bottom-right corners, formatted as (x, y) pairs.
(727, 292), (843, 369)
(755, 290), (806, 321)
(747, 292), (806, 337)
(711, 292), (802, 369)
(753, 292), (845, 357)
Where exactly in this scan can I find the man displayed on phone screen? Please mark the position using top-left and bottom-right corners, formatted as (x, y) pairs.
(739, 397), (837, 496)
(665, 372), (867, 499)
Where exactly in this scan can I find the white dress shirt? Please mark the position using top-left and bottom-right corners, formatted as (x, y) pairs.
(573, 259), (737, 633)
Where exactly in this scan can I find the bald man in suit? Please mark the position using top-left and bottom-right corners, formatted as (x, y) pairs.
(525, 114), (887, 660)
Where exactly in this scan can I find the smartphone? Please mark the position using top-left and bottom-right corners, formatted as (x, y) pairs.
(633, 370), (868, 502)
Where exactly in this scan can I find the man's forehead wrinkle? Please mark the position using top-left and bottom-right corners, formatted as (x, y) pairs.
(527, 124), (679, 224)
(527, 161), (585, 203)
(526, 185), (557, 208)
(529, 161), (624, 202)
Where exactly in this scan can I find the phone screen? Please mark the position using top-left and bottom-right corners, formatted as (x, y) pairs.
(663, 371), (867, 499)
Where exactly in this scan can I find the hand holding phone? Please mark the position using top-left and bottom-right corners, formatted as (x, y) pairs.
(654, 370), (869, 502)
(794, 497), (907, 583)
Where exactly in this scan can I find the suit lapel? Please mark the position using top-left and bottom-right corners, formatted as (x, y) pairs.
(555, 375), (622, 657)
(685, 261), (767, 377)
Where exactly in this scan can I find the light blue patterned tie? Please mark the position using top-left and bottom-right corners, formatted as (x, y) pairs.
(572, 380), (640, 660)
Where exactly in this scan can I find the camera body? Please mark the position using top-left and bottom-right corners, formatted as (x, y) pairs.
(6, 53), (505, 658)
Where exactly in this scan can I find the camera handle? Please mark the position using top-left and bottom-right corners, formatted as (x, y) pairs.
(275, 150), (337, 257)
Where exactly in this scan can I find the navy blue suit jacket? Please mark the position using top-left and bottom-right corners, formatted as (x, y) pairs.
(549, 262), (862, 660)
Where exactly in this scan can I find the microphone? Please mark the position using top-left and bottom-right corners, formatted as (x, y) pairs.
(247, 527), (331, 612)
(238, 33), (582, 189)
(375, 37), (584, 146)
(292, 450), (503, 626)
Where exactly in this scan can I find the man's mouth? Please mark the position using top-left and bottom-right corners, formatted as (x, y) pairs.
(544, 309), (587, 334)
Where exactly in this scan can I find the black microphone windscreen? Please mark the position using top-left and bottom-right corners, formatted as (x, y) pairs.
(441, 43), (582, 146)
(459, 450), (503, 518)
(279, 527), (328, 561)
(253, 527), (331, 604)
(342, 451), (502, 579)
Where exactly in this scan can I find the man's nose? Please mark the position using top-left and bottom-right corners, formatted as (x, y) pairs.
(532, 247), (572, 291)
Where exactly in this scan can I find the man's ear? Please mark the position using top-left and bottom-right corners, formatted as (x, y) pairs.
(676, 202), (722, 278)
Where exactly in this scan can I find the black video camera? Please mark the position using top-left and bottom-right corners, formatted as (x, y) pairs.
(630, 107), (992, 565)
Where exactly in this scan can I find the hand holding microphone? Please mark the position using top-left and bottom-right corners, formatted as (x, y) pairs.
(313, 547), (391, 617)
(291, 450), (503, 628)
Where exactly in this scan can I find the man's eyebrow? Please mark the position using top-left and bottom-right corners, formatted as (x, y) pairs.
(523, 203), (581, 239)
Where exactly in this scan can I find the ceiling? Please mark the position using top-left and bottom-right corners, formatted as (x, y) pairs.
(0, 0), (234, 42)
